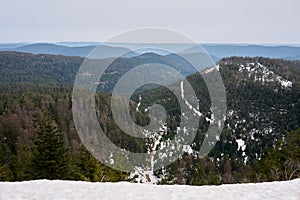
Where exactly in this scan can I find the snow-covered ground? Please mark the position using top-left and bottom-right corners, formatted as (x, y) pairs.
(238, 62), (293, 88)
(0, 179), (299, 200)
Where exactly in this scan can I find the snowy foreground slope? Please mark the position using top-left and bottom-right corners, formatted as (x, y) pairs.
(0, 179), (299, 200)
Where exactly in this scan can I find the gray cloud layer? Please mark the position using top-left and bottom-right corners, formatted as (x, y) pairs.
(1, 0), (299, 43)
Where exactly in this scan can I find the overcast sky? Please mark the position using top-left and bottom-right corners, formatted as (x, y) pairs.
(1, 0), (299, 44)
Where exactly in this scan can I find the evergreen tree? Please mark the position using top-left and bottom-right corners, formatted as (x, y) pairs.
(259, 128), (300, 181)
(75, 147), (105, 182)
(30, 114), (72, 180)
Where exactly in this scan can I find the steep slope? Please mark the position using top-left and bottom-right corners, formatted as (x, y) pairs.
(132, 57), (299, 183)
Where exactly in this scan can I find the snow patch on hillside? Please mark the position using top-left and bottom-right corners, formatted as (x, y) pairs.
(0, 179), (299, 200)
(136, 95), (142, 111)
(236, 139), (246, 151)
(130, 166), (158, 184)
(203, 64), (220, 74)
(239, 62), (292, 88)
(180, 81), (203, 117)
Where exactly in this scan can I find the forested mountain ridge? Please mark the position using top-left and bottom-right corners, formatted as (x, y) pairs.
(1, 51), (298, 92)
(0, 51), (82, 88)
(132, 56), (299, 183)
(0, 51), (197, 93)
(0, 52), (299, 184)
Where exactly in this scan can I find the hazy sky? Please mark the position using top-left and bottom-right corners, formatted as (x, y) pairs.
(1, 0), (299, 43)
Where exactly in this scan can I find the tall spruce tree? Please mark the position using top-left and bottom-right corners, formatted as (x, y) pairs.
(30, 113), (71, 180)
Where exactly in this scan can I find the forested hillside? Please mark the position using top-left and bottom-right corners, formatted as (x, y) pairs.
(0, 51), (196, 93)
(0, 52), (299, 184)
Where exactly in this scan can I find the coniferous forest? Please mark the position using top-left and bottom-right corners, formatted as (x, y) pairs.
(0, 51), (299, 184)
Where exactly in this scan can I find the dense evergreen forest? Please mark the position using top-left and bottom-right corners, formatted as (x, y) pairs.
(0, 51), (299, 184)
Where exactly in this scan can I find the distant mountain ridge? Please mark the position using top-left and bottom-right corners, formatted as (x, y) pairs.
(0, 43), (138, 59)
(202, 44), (300, 60)
(1, 43), (300, 60)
